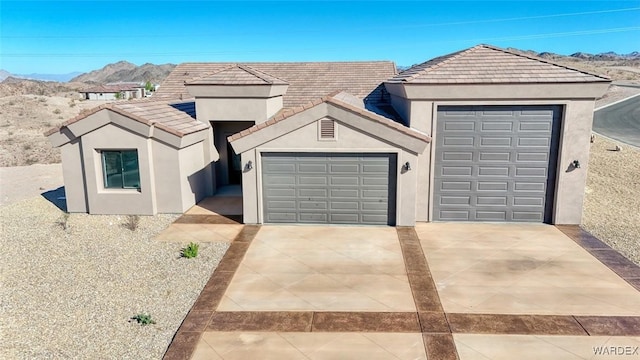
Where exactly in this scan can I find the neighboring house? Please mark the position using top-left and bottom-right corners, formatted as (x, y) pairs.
(47, 45), (609, 226)
(82, 82), (145, 100)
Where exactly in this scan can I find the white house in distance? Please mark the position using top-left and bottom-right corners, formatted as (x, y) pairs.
(82, 82), (147, 100)
(47, 44), (609, 226)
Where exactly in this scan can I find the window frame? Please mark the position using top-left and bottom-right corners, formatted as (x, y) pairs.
(101, 149), (141, 190)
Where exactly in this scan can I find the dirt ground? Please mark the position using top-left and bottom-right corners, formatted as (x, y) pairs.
(0, 94), (103, 166)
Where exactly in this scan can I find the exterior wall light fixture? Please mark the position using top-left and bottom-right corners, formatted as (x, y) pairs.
(245, 160), (253, 171)
(403, 162), (411, 171)
(572, 160), (581, 169)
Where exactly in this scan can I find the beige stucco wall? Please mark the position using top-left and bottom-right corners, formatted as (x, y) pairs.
(195, 97), (283, 123)
(239, 116), (421, 226)
(387, 79), (607, 224)
(81, 123), (156, 215)
(54, 109), (215, 215)
(60, 139), (88, 212)
(178, 142), (214, 211)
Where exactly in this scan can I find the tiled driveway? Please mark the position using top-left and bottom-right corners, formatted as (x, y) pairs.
(164, 222), (640, 360)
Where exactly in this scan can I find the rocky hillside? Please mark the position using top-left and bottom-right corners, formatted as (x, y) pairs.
(0, 77), (88, 97)
(70, 61), (176, 84)
(506, 49), (640, 81)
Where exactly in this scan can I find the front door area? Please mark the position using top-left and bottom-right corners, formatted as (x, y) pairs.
(211, 121), (254, 189)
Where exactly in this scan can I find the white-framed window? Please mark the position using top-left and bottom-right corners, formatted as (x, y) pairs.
(318, 119), (336, 141)
(101, 150), (140, 189)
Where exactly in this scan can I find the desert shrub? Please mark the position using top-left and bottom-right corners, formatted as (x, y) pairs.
(57, 213), (70, 230)
(22, 143), (32, 150)
(181, 242), (199, 259)
(53, 109), (61, 114)
(124, 215), (140, 231)
(131, 313), (155, 326)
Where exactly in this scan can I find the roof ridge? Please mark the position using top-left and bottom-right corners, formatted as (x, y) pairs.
(235, 64), (288, 84)
(228, 90), (430, 143)
(401, 45), (481, 82)
(480, 44), (611, 81)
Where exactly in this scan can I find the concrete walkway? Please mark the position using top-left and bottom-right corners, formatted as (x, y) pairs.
(163, 223), (640, 360)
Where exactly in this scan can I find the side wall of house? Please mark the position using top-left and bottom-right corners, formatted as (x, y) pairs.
(80, 123), (157, 215)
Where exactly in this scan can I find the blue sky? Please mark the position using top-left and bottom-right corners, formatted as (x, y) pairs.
(1, 1), (639, 74)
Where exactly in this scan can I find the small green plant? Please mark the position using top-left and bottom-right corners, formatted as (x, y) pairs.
(124, 215), (140, 231)
(131, 313), (155, 326)
(181, 242), (199, 258)
(57, 213), (70, 230)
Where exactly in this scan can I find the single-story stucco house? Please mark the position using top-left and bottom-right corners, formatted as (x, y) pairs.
(82, 82), (146, 100)
(46, 44), (610, 226)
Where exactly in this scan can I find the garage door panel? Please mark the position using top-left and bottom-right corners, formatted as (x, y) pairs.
(262, 153), (396, 225)
(441, 166), (473, 176)
(480, 137), (513, 147)
(298, 188), (327, 197)
(300, 213), (328, 222)
(481, 122), (514, 132)
(298, 163), (327, 173)
(476, 211), (507, 221)
(515, 167), (547, 177)
(478, 152), (511, 162)
(514, 182), (546, 192)
(298, 176), (328, 185)
(434, 105), (560, 222)
(477, 181), (509, 191)
(478, 166), (510, 177)
(443, 152), (475, 161)
(444, 121), (476, 131)
(517, 137), (550, 147)
(331, 164), (360, 173)
(519, 121), (552, 132)
(512, 212), (543, 222)
(477, 196), (508, 206)
(444, 137), (475, 146)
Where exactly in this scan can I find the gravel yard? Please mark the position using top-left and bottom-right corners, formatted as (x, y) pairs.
(583, 135), (640, 266)
(0, 197), (228, 359)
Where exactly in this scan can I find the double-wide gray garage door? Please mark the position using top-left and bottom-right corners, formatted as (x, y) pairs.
(434, 105), (561, 222)
(262, 153), (396, 225)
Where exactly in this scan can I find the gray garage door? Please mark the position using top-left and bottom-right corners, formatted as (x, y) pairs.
(262, 153), (396, 225)
(434, 105), (561, 222)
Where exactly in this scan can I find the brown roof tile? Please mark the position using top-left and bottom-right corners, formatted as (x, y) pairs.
(228, 91), (430, 143)
(44, 98), (207, 138)
(388, 44), (610, 84)
(155, 61), (397, 108)
(185, 64), (288, 85)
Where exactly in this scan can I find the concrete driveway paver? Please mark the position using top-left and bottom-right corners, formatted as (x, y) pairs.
(417, 223), (640, 316)
(454, 334), (640, 360)
(217, 226), (415, 312)
(165, 222), (640, 360)
(191, 332), (428, 360)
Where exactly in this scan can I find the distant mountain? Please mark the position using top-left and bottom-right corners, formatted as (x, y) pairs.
(0, 69), (82, 82)
(70, 61), (176, 84)
(18, 72), (83, 82)
(0, 70), (11, 82)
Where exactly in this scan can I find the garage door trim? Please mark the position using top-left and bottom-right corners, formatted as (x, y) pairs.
(431, 105), (562, 223)
(259, 151), (398, 225)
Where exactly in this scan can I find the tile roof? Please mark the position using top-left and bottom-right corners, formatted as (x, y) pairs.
(228, 91), (430, 143)
(388, 44), (610, 84)
(45, 98), (208, 138)
(185, 65), (288, 85)
(155, 61), (397, 107)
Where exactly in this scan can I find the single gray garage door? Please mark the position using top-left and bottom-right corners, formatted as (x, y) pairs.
(262, 153), (396, 225)
(434, 105), (561, 222)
